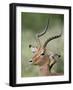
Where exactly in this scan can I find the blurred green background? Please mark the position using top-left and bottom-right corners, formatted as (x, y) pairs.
(21, 12), (64, 77)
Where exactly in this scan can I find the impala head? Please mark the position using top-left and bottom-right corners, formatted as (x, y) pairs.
(29, 19), (62, 66)
(29, 44), (50, 66)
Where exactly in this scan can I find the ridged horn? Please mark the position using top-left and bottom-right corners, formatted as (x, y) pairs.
(36, 19), (49, 47)
(36, 20), (49, 37)
(43, 31), (62, 48)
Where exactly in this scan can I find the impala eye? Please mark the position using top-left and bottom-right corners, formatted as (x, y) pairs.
(41, 53), (45, 55)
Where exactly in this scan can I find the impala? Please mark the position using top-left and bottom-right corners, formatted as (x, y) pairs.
(29, 20), (62, 76)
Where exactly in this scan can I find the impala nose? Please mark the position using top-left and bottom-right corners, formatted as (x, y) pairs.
(29, 60), (33, 64)
(29, 60), (32, 62)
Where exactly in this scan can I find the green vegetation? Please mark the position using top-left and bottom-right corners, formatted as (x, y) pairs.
(21, 12), (64, 77)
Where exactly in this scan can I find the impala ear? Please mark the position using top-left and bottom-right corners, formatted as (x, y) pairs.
(29, 44), (38, 53)
(58, 55), (61, 57)
(29, 44), (32, 48)
(54, 54), (61, 58)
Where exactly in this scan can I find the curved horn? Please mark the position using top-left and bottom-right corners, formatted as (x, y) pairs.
(43, 31), (62, 48)
(36, 20), (49, 37)
(36, 20), (49, 47)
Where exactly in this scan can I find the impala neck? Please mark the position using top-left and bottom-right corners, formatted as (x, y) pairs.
(39, 64), (50, 76)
